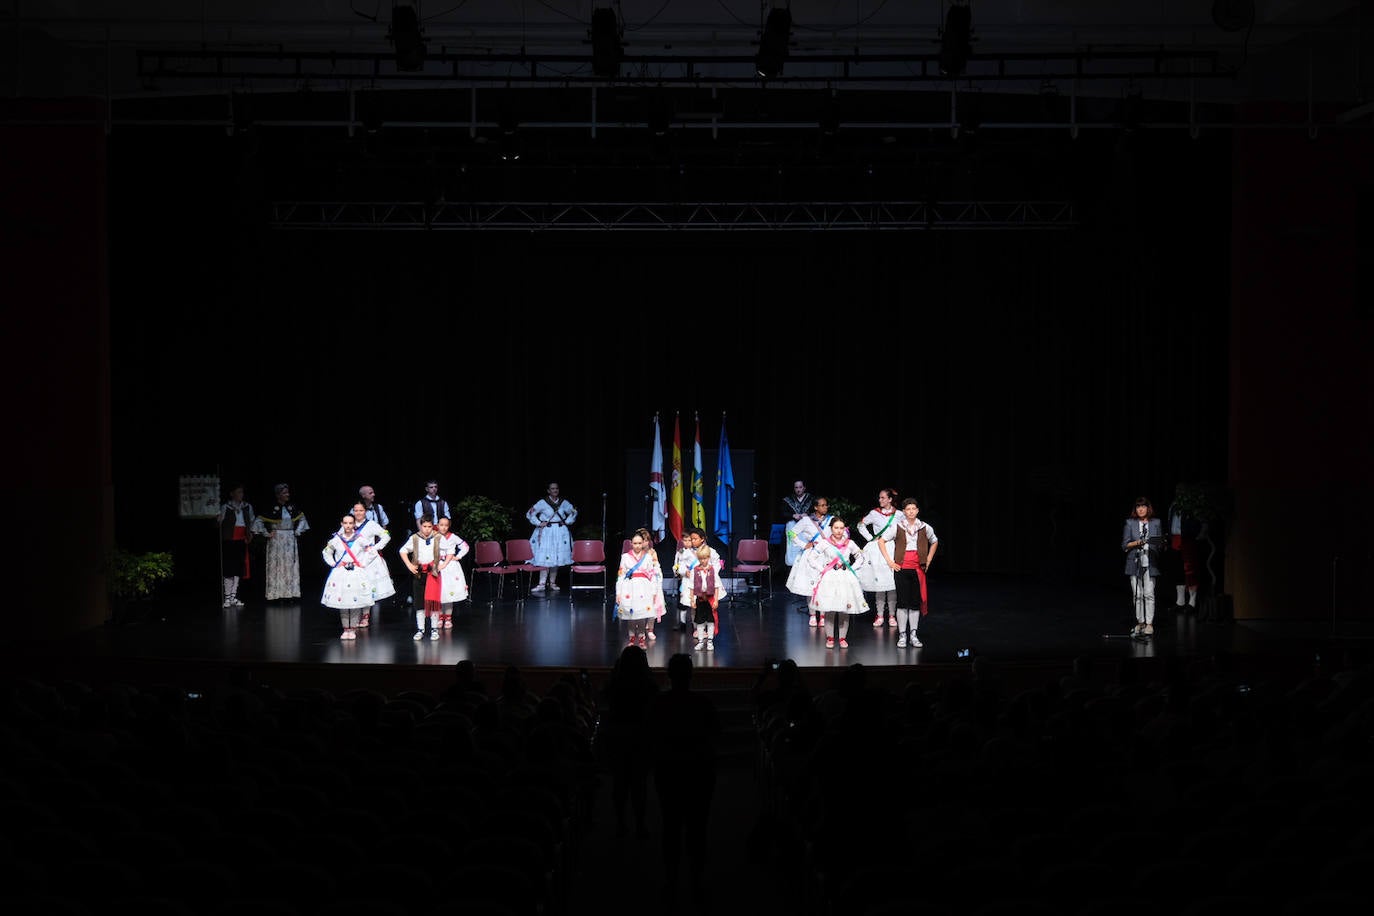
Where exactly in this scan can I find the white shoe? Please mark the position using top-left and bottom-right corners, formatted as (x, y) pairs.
(230, 598), (245, 607)
(706, 639), (714, 651)
(429, 629), (440, 640)
(549, 584), (561, 591)
(413, 630), (424, 641)
(647, 630), (656, 641)
(910, 635), (923, 648)
(808, 615), (818, 627)
(531, 584), (546, 593)
(694, 639), (705, 651)
(222, 600), (234, 608)
(897, 635), (908, 648)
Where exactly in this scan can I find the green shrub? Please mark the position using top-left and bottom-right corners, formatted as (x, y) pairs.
(452, 495), (518, 544)
(107, 549), (175, 601)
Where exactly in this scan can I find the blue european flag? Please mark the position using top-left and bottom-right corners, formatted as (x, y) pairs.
(713, 419), (734, 545)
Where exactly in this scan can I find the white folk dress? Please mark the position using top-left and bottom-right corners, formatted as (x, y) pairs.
(808, 536), (870, 616)
(856, 508), (899, 592)
(785, 514), (831, 597)
(321, 533), (374, 610)
(437, 531), (471, 603)
(355, 519), (395, 601)
(615, 550), (666, 621)
(527, 498), (578, 567)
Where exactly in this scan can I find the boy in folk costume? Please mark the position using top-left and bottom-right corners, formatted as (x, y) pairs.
(321, 514), (374, 639)
(691, 545), (722, 651)
(217, 484), (255, 607)
(892, 498), (939, 649)
(673, 528), (724, 631)
(400, 515), (444, 640)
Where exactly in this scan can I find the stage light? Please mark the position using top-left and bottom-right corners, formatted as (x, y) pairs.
(591, 7), (623, 79)
(939, 1), (972, 77)
(388, 1), (427, 72)
(755, 7), (792, 79)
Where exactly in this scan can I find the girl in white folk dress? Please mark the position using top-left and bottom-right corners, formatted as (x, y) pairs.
(785, 497), (833, 629)
(322, 514), (375, 639)
(616, 527), (666, 648)
(350, 502), (394, 629)
(808, 517), (870, 649)
(857, 488), (901, 629)
(436, 516), (471, 628)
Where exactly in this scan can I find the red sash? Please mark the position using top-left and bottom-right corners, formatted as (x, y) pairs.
(232, 525), (251, 579)
(420, 563), (442, 612)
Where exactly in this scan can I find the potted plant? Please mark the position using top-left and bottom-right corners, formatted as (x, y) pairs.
(827, 497), (864, 531)
(451, 495), (517, 546)
(106, 547), (175, 624)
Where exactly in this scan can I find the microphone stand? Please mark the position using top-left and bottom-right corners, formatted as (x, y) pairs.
(751, 481), (758, 539)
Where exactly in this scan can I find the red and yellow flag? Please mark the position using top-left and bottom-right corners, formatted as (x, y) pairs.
(668, 412), (684, 544)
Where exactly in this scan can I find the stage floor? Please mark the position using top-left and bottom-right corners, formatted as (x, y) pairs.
(21, 573), (1354, 695)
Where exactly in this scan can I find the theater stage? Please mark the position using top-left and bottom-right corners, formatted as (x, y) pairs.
(14, 573), (1349, 697)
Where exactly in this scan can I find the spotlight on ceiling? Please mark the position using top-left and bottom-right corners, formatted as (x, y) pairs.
(755, 6), (792, 80)
(591, 7), (624, 79)
(939, 1), (973, 77)
(388, 1), (427, 72)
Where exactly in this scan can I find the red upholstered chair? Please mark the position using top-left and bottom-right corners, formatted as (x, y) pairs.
(470, 540), (520, 601)
(503, 538), (547, 596)
(569, 540), (607, 595)
(731, 538), (773, 605)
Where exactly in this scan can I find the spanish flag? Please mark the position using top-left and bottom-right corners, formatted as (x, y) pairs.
(668, 412), (684, 544)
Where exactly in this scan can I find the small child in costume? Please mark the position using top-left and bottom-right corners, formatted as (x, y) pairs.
(691, 545), (721, 651)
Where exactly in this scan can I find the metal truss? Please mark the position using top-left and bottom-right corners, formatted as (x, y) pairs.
(269, 200), (1077, 231)
(138, 47), (1226, 89)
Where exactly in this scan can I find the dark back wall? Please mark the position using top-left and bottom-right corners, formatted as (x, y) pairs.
(106, 128), (1232, 599)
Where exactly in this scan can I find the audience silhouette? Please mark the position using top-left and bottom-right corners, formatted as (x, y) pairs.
(649, 652), (721, 903)
(3, 645), (1372, 916)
